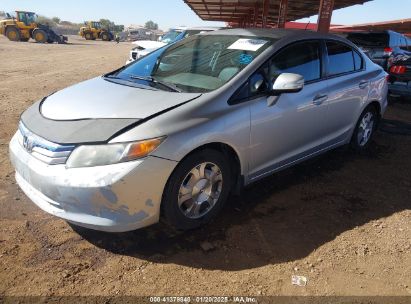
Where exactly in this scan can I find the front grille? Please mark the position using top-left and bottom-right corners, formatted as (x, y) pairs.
(18, 122), (75, 165)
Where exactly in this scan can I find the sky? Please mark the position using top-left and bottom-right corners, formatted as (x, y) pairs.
(1, 0), (411, 30)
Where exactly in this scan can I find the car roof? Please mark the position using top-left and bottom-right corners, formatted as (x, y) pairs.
(203, 28), (345, 41)
(172, 26), (223, 31)
(198, 28), (362, 52)
(346, 30), (397, 35)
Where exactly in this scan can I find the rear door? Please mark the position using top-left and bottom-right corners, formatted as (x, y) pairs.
(323, 40), (370, 141)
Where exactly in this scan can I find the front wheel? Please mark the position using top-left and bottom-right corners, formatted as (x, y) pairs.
(351, 105), (378, 150)
(101, 32), (110, 41)
(33, 29), (48, 43)
(161, 149), (231, 230)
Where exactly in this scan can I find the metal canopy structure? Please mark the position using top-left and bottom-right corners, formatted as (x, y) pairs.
(331, 18), (411, 34)
(184, 0), (371, 31)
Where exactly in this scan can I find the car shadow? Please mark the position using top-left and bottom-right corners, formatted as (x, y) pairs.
(72, 134), (410, 271)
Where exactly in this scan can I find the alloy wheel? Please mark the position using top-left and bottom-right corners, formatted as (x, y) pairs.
(177, 162), (223, 219)
(357, 111), (374, 146)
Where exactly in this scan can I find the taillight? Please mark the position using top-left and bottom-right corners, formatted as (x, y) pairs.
(384, 47), (393, 56)
(385, 74), (390, 82)
(390, 65), (407, 74)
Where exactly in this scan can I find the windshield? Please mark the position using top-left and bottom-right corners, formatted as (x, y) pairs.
(26, 12), (37, 24)
(160, 30), (184, 44)
(113, 35), (275, 93)
(18, 12), (37, 25)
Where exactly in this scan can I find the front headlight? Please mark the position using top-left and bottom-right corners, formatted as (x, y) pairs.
(66, 137), (164, 168)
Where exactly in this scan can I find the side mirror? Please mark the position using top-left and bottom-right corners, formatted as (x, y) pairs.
(267, 73), (304, 107)
(272, 73), (304, 94)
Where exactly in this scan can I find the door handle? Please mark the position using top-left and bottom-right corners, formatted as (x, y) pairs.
(359, 80), (369, 89)
(313, 94), (328, 105)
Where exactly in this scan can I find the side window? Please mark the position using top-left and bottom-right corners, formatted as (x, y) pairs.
(353, 51), (364, 71)
(269, 41), (321, 82)
(400, 37), (408, 51)
(19, 12), (28, 25)
(326, 41), (355, 76)
(229, 70), (268, 104)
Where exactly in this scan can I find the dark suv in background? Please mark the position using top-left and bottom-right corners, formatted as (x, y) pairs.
(346, 30), (411, 100)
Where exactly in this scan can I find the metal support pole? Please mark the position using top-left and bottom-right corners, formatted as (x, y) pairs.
(253, 4), (258, 27)
(277, 0), (288, 28)
(262, 0), (270, 28)
(317, 0), (334, 32)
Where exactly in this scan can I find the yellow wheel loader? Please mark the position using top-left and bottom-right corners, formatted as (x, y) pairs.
(0, 11), (67, 43)
(79, 21), (113, 41)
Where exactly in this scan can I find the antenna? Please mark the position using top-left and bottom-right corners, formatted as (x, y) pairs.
(305, 21), (311, 30)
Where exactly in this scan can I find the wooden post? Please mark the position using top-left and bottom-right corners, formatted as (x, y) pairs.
(277, 0), (288, 28)
(317, 0), (334, 32)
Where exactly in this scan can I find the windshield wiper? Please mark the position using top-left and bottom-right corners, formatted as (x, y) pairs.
(129, 75), (182, 92)
(104, 74), (122, 79)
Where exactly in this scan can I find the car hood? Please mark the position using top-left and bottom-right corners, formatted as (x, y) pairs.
(132, 40), (166, 50)
(41, 77), (201, 120)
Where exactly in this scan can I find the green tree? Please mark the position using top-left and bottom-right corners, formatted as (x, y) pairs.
(99, 18), (113, 29)
(113, 24), (124, 33)
(52, 17), (60, 24)
(145, 20), (158, 30)
(37, 15), (56, 26)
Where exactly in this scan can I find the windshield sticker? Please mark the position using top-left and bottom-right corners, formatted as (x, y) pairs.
(239, 54), (253, 65)
(228, 39), (268, 51)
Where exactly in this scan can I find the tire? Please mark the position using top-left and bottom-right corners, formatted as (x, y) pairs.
(84, 32), (93, 40)
(6, 27), (20, 41)
(101, 32), (110, 41)
(351, 105), (378, 151)
(33, 29), (48, 43)
(162, 149), (232, 230)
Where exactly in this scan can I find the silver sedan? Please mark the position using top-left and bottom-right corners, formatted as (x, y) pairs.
(9, 29), (388, 232)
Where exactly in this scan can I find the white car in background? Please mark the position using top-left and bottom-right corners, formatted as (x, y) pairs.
(126, 26), (222, 64)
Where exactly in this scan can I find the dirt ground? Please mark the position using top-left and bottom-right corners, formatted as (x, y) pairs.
(0, 35), (410, 298)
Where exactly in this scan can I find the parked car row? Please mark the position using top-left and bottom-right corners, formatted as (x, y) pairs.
(126, 26), (223, 64)
(345, 30), (411, 100)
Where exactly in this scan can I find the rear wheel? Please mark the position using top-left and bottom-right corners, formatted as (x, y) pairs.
(84, 32), (93, 40)
(33, 29), (48, 43)
(351, 105), (378, 150)
(6, 27), (20, 41)
(162, 149), (231, 230)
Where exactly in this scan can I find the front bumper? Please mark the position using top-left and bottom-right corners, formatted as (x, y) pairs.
(9, 133), (177, 232)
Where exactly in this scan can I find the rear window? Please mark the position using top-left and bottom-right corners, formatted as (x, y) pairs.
(346, 33), (389, 48)
(326, 41), (363, 76)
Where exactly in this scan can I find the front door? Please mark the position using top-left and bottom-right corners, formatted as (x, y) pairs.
(248, 40), (330, 180)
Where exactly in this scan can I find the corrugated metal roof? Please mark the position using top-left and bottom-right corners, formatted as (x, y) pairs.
(184, 0), (371, 27)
